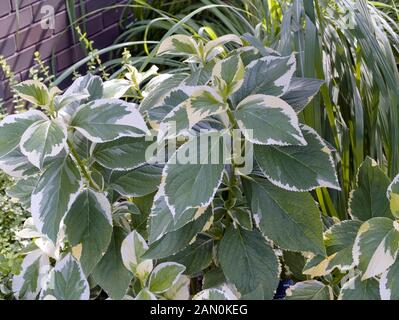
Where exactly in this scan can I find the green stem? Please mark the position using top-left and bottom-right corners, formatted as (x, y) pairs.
(67, 140), (99, 191)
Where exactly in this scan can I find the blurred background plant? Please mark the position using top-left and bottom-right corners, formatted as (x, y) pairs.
(0, 172), (28, 300)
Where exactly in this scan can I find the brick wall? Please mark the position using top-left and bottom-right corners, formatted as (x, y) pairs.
(0, 0), (125, 111)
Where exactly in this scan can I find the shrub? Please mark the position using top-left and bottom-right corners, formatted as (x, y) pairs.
(0, 33), (341, 300)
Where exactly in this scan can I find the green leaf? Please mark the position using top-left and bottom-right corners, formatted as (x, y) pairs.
(303, 220), (362, 277)
(140, 74), (188, 113)
(158, 87), (226, 141)
(42, 254), (89, 300)
(20, 118), (67, 169)
(255, 125), (340, 191)
(31, 156), (82, 243)
(282, 251), (307, 281)
(244, 176), (325, 256)
(339, 275), (380, 300)
(121, 230), (153, 281)
(231, 54), (296, 105)
(353, 217), (399, 279)
(164, 131), (225, 217)
(148, 262), (186, 294)
(135, 288), (157, 300)
(165, 235), (213, 276)
(228, 207), (253, 231)
(64, 189), (113, 275)
(144, 208), (212, 259)
(92, 227), (133, 300)
(349, 157), (392, 221)
(71, 99), (149, 143)
(212, 55), (244, 97)
(163, 275), (190, 300)
(285, 280), (333, 300)
(158, 35), (198, 56)
(280, 77), (323, 112)
(380, 257), (399, 300)
(57, 74), (103, 120)
(64, 74), (103, 100)
(193, 287), (237, 300)
(93, 137), (153, 170)
(218, 226), (280, 298)
(203, 268), (226, 289)
(387, 173), (399, 219)
(0, 110), (47, 176)
(7, 175), (38, 210)
(204, 34), (242, 61)
(12, 250), (49, 300)
(14, 80), (50, 106)
(235, 94), (306, 146)
(110, 165), (162, 197)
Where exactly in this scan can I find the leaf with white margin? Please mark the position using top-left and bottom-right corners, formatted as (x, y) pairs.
(235, 94), (306, 146)
(254, 125), (340, 191)
(92, 227), (133, 299)
(212, 55), (244, 97)
(158, 87), (226, 141)
(110, 165), (162, 197)
(58, 74), (103, 121)
(349, 157), (392, 221)
(42, 254), (89, 300)
(218, 225), (280, 298)
(135, 288), (157, 300)
(64, 189), (113, 275)
(163, 275), (190, 300)
(303, 220), (362, 277)
(12, 249), (50, 300)
(163, 131), (226, 217)
(338, 275), (380, 300)
(148, 262), (186, 294)
(231, 54), (296, 106)
(147, 86), (191, 125)
(140, 73), (188, 112)
(71, 99), (149, 143)
(280, 77), (323, 113)
(93, 137), (153, 171)
(0, 148), (37, 178)
(387, 173), (399, 219)
(147, 184), (205, 244)
(7, 175), (38, 210)
(0, 110), (47, 163)
(15, 217), (42, 239)
(380, 257), (399, 300)
(14, 80), (50, 106)
(193, 287), (238, 300)
(285, 280), (333, 300)
(144, 208), (212, 259)
(20, 118), (67, 169)
(353, 217), (399, 280)
(158, 35), (198, 56)
(166, 235), (213, 276)
(121, 230), (153, 282)
(102, 79), (131, 99)
(31, 156), (82, 243)
(204, 34), (242, 61)
(243, 176), (326, 256)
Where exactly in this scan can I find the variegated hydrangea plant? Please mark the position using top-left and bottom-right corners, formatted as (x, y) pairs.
(287, 157), (399, 300)
(0, 33), (343, 300)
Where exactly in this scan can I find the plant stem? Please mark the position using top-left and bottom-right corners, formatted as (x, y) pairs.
(67, 140), (99, 191)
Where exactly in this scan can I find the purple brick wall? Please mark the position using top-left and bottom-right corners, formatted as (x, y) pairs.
(0, 0), (125, 110)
